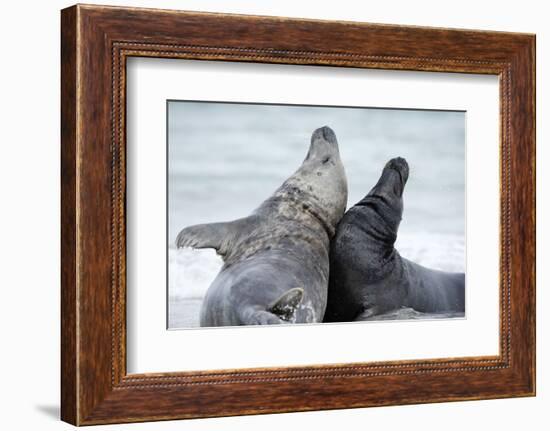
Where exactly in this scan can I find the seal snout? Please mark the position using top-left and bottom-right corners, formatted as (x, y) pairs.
(312, 126), (338, 145)
(385, 157), (409, 184)
(305, 126), (340, 162)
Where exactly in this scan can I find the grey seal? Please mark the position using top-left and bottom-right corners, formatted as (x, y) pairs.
(324, 157), (465, 322)
(176, 126), (348, 326)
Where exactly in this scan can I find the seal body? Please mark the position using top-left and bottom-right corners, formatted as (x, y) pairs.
(325, 157), (465, 322)
(176, 126), (348, 326)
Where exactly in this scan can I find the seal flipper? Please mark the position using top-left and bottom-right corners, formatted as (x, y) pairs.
(176, 222), (229, 251)
(241, 288), (304, 325)
(176, 216), (256, 257)
(267, 287), (304, 322)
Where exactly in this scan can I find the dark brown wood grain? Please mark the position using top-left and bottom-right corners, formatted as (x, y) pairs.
(60, 5), (78, 425)
(61, 4), (535, 425)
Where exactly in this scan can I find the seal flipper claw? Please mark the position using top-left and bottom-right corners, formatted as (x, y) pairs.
(267, 287), (304, 322)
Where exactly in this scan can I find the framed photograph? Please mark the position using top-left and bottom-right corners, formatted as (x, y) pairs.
(61, 4), (535, 425)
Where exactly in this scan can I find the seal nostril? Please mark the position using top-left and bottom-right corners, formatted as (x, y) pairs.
(322, 156), (331, 164)
(320, 126), (336, 142)
(386, 157), (409, 176)
(311, 126), (337, 146)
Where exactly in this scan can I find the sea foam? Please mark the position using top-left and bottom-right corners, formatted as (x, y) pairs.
(168, 232), (465, 328)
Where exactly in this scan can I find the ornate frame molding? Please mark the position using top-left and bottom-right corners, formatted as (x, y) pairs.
(61, 5), (535, 425)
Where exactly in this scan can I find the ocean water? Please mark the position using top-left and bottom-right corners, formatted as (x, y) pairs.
(168, 101), (465, 329)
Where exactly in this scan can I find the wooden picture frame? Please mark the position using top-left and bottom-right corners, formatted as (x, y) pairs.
(61, 4), (535, 425)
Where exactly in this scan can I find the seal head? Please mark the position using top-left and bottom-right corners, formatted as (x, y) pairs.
(271, 125), (348, 235)
(357, 156), (409, 243)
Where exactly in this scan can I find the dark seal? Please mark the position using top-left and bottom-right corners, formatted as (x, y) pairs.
(176, 126), (348, 326)
(324, 157), (465, 322)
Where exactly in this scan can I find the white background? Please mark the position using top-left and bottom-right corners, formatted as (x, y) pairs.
(0, 0), (546, 430)
(127, 59), (499, 373)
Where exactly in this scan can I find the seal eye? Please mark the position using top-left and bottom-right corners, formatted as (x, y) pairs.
(322, 156), (331, 164)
